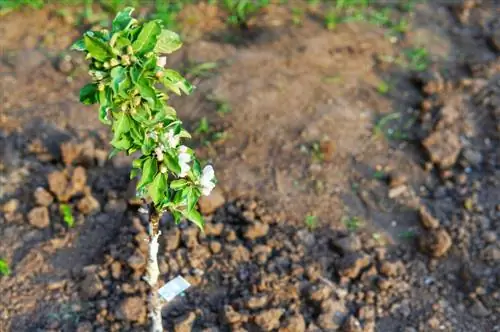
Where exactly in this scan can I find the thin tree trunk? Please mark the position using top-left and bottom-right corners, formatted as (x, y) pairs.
(144, 207), (163, 332)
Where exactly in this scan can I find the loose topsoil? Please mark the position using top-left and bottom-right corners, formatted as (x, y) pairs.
(0, 2), (499, 332)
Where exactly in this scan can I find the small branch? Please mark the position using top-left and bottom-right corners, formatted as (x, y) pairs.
(145, 206), (163, 332)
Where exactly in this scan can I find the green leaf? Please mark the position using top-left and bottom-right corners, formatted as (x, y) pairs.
(79, 83), (98, 105)
(136, 77), (156, 106)
(98, 105), (110, 124)
(110, 136), (131, 150)
(110, 66), (130, 96)
(150, 172), (167, 205)
(192, 159), (202, 178)
(185, 187), (199, 212)
(130, 168), (139, 179)
(163, 151), (181, 174)
(170, 179), (188, 190)
(112, 7), (135, 32)
(113, 112), (131, 139)
(132, 21), (162, 55)
(154, 29), (182, 54)
(137, 157), (158, 191)
(84, 33), (112, 62)
(162, 69), (193, 95)
(70, 38), (85, 51)
(184, 209), (204, 230)
(141, 136), (156, 155)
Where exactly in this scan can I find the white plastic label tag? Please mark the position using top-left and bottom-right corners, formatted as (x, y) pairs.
(158, 276), (191, 302)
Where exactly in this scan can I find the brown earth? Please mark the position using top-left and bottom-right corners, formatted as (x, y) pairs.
(0, 2), (499, 332)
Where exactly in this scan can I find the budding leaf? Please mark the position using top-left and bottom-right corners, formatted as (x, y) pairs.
(132, 21), (161, 55)
(112, 7), (135, 32)
(79, 83), (98, 105)
(154, 29), (182, 54)
(84, 33), (113, 62)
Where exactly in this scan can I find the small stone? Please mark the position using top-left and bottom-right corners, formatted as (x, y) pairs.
(209, 241), (222, 254)
(333, 234), (362, 253)
(77, 195), (101, 215)
(71, 166), (87, 194)
(104, 199), (127, 213)
(80, 273), (103, 300)
(174, 312), (196, 332)
(317, 300), (347, 330)
(1, 199), (19, 214)
(342, 316), (363, 332)
(76, 321), (93, 332)
(482, 231), (497, 244)
(224, 305), (243, 324)
(419, 205), (440, 229)
(110, 261), (122, 280)
(246, 295), (268, 309)
(379, 260), (405, 277)
(34, 187), (53, 207)
(182, 227), (199, 248)
(58, 55), (74, 74)
(389, 172), (407, 188)
(469, 300), (490, 317)
(253, 309), (284, 331)
(419, 229), (452, 258)
(27, 206), (50, 228)
(165, 228), (181, 251)
(489, 30), (500, 52)
(422, 129), (462, 169)
(280, 314), (306, 332)
(48, 170), (69, 200)
(198, 187), (225, 214)
(116, 296), (146, 322)
(205, 222), (224, 236)
(310, 285), (331, 302)
(244, 222), (269, 240)
(127, 251), (145, 271)
(388, 185), (407, 198)
(462, 149), (483, 167)
(338, 253), (371, 279)
(480, 245), (500, 262)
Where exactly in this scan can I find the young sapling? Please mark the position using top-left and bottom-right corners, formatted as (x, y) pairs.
(72, 7), (216, 331)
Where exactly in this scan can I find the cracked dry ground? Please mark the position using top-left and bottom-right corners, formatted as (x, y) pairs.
(1, 2), (500, 332)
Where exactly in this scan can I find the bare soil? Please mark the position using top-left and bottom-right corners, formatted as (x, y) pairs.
(0, 2), (499, 332)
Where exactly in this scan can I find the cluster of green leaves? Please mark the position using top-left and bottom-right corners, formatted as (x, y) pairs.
(0, 258), (10, 276)
(73, 8), (215, 229)
(222, 0), (270, 28)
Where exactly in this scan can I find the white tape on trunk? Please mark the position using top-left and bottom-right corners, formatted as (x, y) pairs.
(158, 276), (191, 302)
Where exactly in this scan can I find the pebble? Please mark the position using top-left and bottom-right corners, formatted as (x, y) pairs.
(115, 296), (146, 322)
(34, 187), (54, 207)
(1, 199), (19, 214)
(27, 206), (50, 228)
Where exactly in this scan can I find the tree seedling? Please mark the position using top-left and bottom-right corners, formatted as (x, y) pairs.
(0, 259), (10, 276)
(59, 204), (75, 227)
(305, 214), (318, 231)
(72, 8), (216, 331)
(222, 0), (270, 29)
